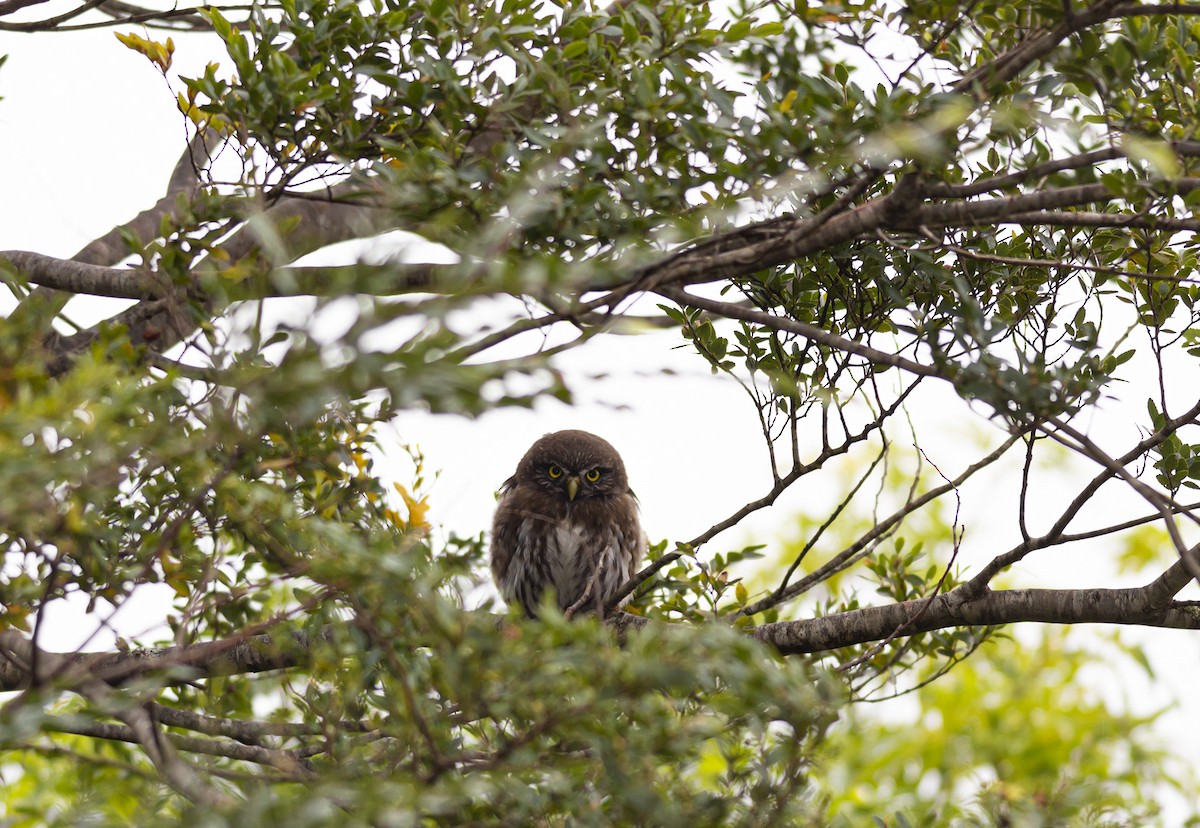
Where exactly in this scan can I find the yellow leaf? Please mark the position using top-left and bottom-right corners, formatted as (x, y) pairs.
(176, 91), (211, 127)
(2, 603), (31, 631)
(220, 261), (254, 283)
(393, 482), (431, 531)
(696, 740), (728, 789)
(115, 31), (151, 53)
(115, 31), (174, 72)
(778, 89), (798, 114)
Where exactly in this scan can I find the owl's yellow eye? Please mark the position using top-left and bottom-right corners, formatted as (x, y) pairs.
(585, 469), (601, 482)
(547, 464), (563, 479)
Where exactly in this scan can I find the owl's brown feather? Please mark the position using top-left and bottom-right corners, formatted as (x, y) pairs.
(491, 430), (645, 617)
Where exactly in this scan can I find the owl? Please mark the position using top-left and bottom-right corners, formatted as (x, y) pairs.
(491, 430), (645, 618)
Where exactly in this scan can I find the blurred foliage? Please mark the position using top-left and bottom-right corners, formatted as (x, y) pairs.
(4, 0), (1200, 824)
(819, 630), (1198, 827)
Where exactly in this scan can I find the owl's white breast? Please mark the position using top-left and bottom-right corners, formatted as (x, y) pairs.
(548, 523), (589, 607)
(502, 501), (638, 613)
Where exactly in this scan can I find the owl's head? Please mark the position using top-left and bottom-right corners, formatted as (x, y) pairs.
(513, 430), (630, 502)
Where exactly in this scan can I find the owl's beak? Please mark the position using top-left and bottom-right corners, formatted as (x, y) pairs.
(566, 476), (581, 501)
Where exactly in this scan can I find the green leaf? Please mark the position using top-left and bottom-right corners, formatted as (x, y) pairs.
(562, 39), (589, 60)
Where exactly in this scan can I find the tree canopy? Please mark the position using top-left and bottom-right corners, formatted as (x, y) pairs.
(2, 0), (1200, 824)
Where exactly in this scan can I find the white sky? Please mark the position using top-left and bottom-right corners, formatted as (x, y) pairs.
(2, 16), (1199, 817)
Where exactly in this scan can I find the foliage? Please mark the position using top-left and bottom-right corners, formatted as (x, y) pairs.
(3, 0), (1200, 823)
(819, 631), (1193, 827)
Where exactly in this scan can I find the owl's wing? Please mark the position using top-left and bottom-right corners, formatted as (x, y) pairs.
(491, 484), (549, 616)
(490, 484), (518, 576)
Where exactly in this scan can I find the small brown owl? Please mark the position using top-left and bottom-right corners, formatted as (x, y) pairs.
(491, 430), (645, 617)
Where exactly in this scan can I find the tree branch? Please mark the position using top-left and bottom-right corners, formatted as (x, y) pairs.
(1, 251), (165, 300)
(222, 262), (449, 299)
(735, 432), (1024, 618)
(924, 140), (1200, 199)
(0, 630), (237, 807)
(657, 286), (944, 380)
(949, 0), (1133, 99)
(999, 210), (1200, 232)
(45, 715), (317, 774)
(686, 381), (921, 550)
(962, 395), (1200, 595)
(0, 626), (322, 692)
(10, 554), (1195, 692)
(746, 581), (1200, 656)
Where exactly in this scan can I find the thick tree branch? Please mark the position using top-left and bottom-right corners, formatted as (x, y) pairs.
(41, 182), (393, 373)
(949, 0), (1133, 98)
(916, 183), (1116, 227)
(77, 129), (225, 270)
(105, 699), (237, 808)
(0, 630), (236, 807)
(4, 253), (453, 303)
(10, 565), (1197, 693)
(998, 211), (1200, 232)
(926, 148), (1125, 198)
(0, 626), (321, 692)
(25, 0), (1200, 396)
(1, 251), (165, 300)
(223, 262), (449, 299)
(747, 582), (1200, 656)
(12, 128), (221, 352)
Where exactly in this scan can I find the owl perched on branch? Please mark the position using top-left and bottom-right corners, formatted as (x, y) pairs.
(491, 430), (645, 618)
